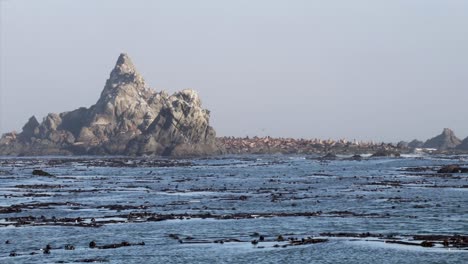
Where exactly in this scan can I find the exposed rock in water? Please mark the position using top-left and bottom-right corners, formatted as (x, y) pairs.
(437, 165), (468, 174)
(320, 153), (338, 160)
(371, 150), (400, 157)
(32, 170), (54, 177)
(422, 128), (461, 150)
(0, 53), (221, 157)
(350, 154), (363, 160)
(408, 139), (424, 149)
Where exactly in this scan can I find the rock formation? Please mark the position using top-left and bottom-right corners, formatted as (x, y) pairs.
(422, 128), (461, 150)
(0, 53), (220, 157)
(456, 137), (468, 151)
(407, 139), (424, 149)
(396, 141), (409, 149)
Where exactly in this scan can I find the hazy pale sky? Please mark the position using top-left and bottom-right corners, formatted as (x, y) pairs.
(1, 0), (467, 142)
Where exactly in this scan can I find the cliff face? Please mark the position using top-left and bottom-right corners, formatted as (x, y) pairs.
(0, 53), (220, 157)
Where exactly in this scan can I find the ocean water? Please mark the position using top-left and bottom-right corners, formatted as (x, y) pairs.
(0, 154), (466, 263)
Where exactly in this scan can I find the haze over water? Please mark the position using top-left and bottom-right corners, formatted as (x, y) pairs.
(1, 0), (468, 141)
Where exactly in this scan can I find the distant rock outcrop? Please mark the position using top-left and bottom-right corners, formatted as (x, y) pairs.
(0, 53), (221, 157)
(422, 128), (461, 150)
(396, 141), (409, 149)
(408, 139), (424, 149)
(457, 137), (468, 151)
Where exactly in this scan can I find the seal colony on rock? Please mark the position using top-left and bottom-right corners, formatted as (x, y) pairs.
(0, 53), (221, 157)
(218, 127), (468, 155)
(217, 136), (402, 155)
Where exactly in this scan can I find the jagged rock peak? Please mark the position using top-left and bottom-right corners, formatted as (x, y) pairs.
(22, 116), (39, 131)
(442, 128), (455, 136)
(20, 116), (40, 140)
(116, 53), (136, 73)
(422, 128), (461, 150)
(108, 53), (145, 87)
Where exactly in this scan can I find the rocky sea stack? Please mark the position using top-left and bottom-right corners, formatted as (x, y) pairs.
(0, 53), (221, 157)
(422, 128), (461, 150)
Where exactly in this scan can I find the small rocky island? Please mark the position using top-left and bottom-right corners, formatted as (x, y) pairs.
(0, 54), (220, 156)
